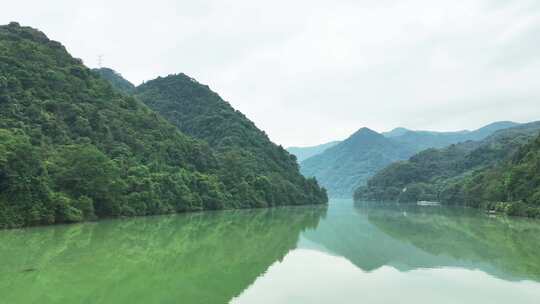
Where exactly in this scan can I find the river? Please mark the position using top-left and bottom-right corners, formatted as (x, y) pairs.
(1, 200), (539, 303)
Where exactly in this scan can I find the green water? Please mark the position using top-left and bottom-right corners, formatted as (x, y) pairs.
(1, 200), (540, 303)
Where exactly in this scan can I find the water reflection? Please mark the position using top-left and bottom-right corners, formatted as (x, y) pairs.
(232, 201), (540, 303)
(2, 200), (540, 304)
(362, 202), (540, 281)
(0, 206), (327, 304)
(302, 201), (540, 282)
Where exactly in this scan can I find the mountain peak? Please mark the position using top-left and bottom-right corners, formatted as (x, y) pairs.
(349, 127), (382, 139)
(337, 127), (389, 148)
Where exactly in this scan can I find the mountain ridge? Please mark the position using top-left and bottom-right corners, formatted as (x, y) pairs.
(300, 121), (522, 197)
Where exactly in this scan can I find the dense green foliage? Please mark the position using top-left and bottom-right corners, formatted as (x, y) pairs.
(133, 74), (327, 209)
(0, 23), (326, 228)
(453, 133), (540, 217)
(287, 141), (340, 162)
(91, 67), (134, 94)
(300, 123), (519, 198)
(355, 123), (540, 218)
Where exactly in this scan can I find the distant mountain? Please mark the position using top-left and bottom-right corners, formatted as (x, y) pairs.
(287, 141), (341, 162)
(301, 128), (414, 197)
(465, 121), (521, 140)
(301, 122), (521, 198)
(355, 122), (540, 218)
(387, 121), (520, 152)
(92, 68), (135, 94)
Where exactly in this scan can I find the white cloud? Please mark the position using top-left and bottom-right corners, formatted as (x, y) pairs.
(2, 0), (539, 146)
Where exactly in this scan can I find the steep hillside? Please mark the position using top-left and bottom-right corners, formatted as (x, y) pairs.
(287, 141), (341, 162)
(301, 128), (414, 197)
(0, 23), (326, 228)
(301, 122), (520, 198)
(355, 122), (540, 217)
(133, 74), (327, 208)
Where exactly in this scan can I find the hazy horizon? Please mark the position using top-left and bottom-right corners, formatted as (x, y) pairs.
(2, 0), (540, 147)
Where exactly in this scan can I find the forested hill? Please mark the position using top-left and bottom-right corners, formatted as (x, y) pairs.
(355, 122), (540, 218)
(300, 122), (521, 198)
(132, 74), (327, 207)
(0, 23), (326, 228)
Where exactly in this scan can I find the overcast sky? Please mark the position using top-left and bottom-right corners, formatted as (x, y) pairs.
(2, 0), (540, 147)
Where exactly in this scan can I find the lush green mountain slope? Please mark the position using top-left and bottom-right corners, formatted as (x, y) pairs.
(301, 122), (520, 198)
(132, 74), (327, 208)
(0, 23), (326, 228)
(450, 132), (540, 217)
(355, 123), (540, 217)
(287, 141), (341, 162)
(91, 67), (134, 94)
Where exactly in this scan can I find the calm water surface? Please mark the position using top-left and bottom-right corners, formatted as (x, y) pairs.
(1, 200), (540, 303)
